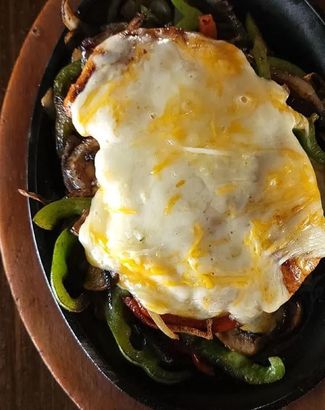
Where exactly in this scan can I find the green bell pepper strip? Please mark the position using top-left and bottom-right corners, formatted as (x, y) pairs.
(183, 335), (285, 384)
(106, 287), (191, 384)
(33, 197), (92, 230)
(268, 56), (306, 78)
(53, 60), (82, 98)
(245, 13), (271, 80)
(53, 60), (82, 156)
(294, 114), (325, 164)
(171, 0), (202, 31)
(51, 229), (89, 312)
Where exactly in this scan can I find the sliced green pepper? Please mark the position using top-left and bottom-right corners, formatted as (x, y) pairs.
(54, 60), (82, 99)
(33, 197), (91, 230)
(53, 60), (82, 156)
(51, 229), (89, 312)
(294, 114), (325, 164)
(268, 56), (306, 78)
(183, 336), (285, 384)
(171, 0), (201, 31)
(246, 14), (270, 80)
(106, 287), (190, 384)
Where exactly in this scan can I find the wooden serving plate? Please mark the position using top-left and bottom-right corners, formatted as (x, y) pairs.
(0, 1), (325, 409)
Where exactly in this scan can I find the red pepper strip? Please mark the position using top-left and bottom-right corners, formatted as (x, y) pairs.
(123, 298), (210, 330)
(191, 353), (214, 376)
(124, 296), (157, 329)
(162, 313), (237, 333)
(162, 314), (209, 330)
(126, 299), (237, 332)
(124, 296), (213, 339)
(198, 14), (217, 39)
(212, 315), (238, 333)
(123, 297), (238, 337)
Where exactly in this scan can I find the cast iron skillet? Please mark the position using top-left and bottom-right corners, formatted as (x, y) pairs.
(28, 1), (325, 409)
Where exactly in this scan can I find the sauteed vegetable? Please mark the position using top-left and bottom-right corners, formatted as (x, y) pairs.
(28, 0), (325, 385)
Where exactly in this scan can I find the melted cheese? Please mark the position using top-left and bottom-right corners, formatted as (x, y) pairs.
(70, 30), (325, 326)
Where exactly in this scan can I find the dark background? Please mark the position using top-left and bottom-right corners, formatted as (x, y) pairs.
(0, 1), (324, 410)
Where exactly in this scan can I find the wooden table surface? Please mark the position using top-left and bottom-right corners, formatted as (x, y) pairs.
(0, 1), (324, 410)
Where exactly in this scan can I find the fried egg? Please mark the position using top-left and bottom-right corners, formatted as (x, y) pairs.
(69, 28), (325, 327)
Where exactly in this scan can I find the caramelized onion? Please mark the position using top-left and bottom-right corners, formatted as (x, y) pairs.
(147, 310), (179, 340)
(272, 69), (324, 115)
(18, 189), (48, 204)
(61, 0), (81, 31)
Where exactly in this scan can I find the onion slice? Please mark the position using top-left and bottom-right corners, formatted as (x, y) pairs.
(127, 14), (144, 30)
(147, 310), (179, 340)
(61, 0), (81, 31)
(18, 189), (48, 204)
(272, 69), (324, 114)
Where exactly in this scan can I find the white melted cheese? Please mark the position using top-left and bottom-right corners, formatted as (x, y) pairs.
(71, 30), (325, 326)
